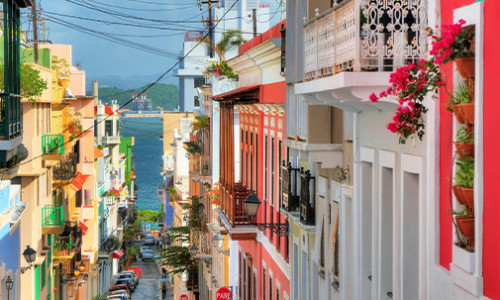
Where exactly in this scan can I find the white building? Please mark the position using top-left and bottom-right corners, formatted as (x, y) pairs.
(284, 0), (429, 299)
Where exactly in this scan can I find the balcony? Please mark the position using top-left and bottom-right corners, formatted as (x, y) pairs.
(281, 162), (300, 213)
(101, 136), (120, 145)
(53, 153), (78, 182)
(219, 182), (252, 227)
(42, 134), (64, 160)
(0, 93), (22, 140)
(299, 168), (315, 226)
(186, 268), (199, 293)
(303, 0), (426, 81)
(41, 205), (65, 234)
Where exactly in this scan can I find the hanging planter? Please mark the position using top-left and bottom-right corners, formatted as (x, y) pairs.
(455, 215), (475, 247)
(455, 57), (475, 78)
(462, 103), (475, 124)
(452, 186), (465, 205)
(461, 187), (474, 212)
(454, 126), (474, 159)
(450, 104), (466, 124)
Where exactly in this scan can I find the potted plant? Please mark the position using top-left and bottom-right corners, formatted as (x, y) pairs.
(454, 126), (474, 159)
(451, 26), (475, 79)
(447, 80), (474, 124)
(455, 215), (475, 248)
(454, 156), (474, 210)
(53, 239), (70, 256)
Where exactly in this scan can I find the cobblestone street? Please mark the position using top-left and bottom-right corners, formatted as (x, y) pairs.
(129, 260), (173, 300)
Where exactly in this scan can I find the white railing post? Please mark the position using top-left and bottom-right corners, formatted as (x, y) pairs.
(353, 0), (362, 71)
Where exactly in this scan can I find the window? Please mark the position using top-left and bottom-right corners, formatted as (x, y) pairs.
(320, 223), (325, 268)
(278, 140), (282, 207)
(255, 134), (259, 193)
(105, 120), (113, 136)
(253, 270), (257, 300)
(194, 96), (200, 107)
(246, 131), (249, 186)
(250, 133), (254, 189)
(194, 77), (205, 88)
(276, 286), (281, 300)
(264, 135), (268, 199)
(271, 138), (275, 207)
(262, 268), (266, 300)
(269, 275), (273, 300)
(247, 259), (252, 300)
(94, 120), (97, 137)
(241, 130), (244, 181)
(239, 251), (243, 299)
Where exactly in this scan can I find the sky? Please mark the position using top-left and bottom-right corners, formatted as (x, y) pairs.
(36, 0), (284, 87)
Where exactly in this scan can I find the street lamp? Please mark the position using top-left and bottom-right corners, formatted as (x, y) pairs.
(243, 190), (290, 237)
(20, 245), (37, 273)
(78, 261), (85, 272)
(212, 233), (229, 256)
(73, 267), (80, 278)
(5, 276), (12, 300)
(189, 243), (199, 257)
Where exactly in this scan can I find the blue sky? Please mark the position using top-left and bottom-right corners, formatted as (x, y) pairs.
(38, 0), (283, 87)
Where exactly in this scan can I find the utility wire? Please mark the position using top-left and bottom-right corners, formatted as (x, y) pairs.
(3, 0), (241, 173)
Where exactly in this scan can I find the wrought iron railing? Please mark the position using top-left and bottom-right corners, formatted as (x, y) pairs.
(303, 0), (427, 80)
(42, 134), (64, 155)
(281, 162), (300, 212)
(41, 205), (65, 227)
(299, 168), (315, 226)
(53, 153), (78, 181)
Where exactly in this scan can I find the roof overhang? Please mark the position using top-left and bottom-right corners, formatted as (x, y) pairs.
(212, 85), (260, 104)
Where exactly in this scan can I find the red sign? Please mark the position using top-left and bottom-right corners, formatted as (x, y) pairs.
(216, 288), (232, 300)
(180, 295), (188, 300)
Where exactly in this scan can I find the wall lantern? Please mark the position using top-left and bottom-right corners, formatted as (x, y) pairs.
(243, 190), (290, 237)
(20, 245), (37, 274)
(212, 233), (229, 256)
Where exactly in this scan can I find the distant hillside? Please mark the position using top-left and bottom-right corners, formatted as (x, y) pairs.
(86, 74), (178, 90)
(87, 83), (179, 111)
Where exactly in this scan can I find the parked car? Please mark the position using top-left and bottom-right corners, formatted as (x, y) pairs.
(122, 270), (140, 285)
(107, 296), (127, 300)
(139, 246), (151, 258)
(116, 273), (137, 288)
(142, 249), (154, 261)
(115, 279), (135, 292)
(144, 236), (155, 245)
(109, 284), (130, 295)
(108, 289), (130, 300)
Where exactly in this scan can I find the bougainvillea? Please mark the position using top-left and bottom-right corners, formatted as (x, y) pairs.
(204, 182), (220, 204)
(369, 20), (467, 144)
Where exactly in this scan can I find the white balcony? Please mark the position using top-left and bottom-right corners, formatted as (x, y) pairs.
(101, 136), (120, 145)
(303, 0), (426, 80)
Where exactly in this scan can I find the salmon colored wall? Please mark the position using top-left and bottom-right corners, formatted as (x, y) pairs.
(438, 0), (472, 271)
(482, 1), (500, 298)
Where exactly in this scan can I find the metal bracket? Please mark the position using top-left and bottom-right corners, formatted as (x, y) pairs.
(255, 223), (289, 237)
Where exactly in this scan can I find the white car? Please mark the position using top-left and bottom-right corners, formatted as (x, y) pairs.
(144, 236), (155, 245)
(122, 270), (139, 285)
(108, 289), (130, 300)
(142, 249), (154, 261)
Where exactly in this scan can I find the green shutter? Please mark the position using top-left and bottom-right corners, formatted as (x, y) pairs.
(41, 260), (46, 289)
(35, 265), (40, 300)
(47, 272), (52, 300)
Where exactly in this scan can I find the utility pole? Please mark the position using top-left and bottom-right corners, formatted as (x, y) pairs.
(252, 8), (257, 38)
(198, 0), (220, 58)
(32, 1), (38, 63)
(280, 0), (285, 21)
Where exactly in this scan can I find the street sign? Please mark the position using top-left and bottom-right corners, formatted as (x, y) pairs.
(216, 288), (232, 300)
(180, 295), (188, 300)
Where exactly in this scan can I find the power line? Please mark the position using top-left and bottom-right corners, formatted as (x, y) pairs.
(2, 0), (241, 173)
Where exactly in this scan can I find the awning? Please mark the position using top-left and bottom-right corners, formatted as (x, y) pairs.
(94, 147), (104, 159)
(112, 250), (123, 259)
(70, 173), (88, 191)
(79, 221), (88, 233)
(212, 85), (260, 102)
(108, 189), (120, 196)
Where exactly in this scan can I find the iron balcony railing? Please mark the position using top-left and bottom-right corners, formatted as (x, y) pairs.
(0, 93), (21, 140)
(281, 162), (300, 212)
(42, 134), (64, 155)
(53, 153), (78, 181)
(303, 0), (427, 80)
(299, 168), (316, 226)
(41, 205), (65, 227)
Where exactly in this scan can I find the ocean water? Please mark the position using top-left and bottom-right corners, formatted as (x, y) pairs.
(120, 118), (163, 212)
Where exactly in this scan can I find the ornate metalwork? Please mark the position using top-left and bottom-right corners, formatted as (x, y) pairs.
(255, 222), (289, 237)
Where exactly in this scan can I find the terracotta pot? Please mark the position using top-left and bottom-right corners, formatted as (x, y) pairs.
(461, 187), (474, 211)
(455, 215), (475, 247)
(452, 185), (465, 205)
(450, 104), (466, 124)
(462, 102), (475, 124)
(455, 57), (475, 79)
(454, 142), (474, 159)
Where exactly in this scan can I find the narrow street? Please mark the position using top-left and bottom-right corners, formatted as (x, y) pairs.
(129, 259), (173, 300)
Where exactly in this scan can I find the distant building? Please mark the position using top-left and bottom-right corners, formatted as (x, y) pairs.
(130, 93), (153, 111)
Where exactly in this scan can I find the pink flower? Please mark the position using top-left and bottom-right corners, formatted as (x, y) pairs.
(387, 122), (398, 133)
(369, 93), (379, 103)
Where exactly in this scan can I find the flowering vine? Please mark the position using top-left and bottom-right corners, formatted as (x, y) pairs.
(369, 20), (467, 144)
(203, 182), (220, 204)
